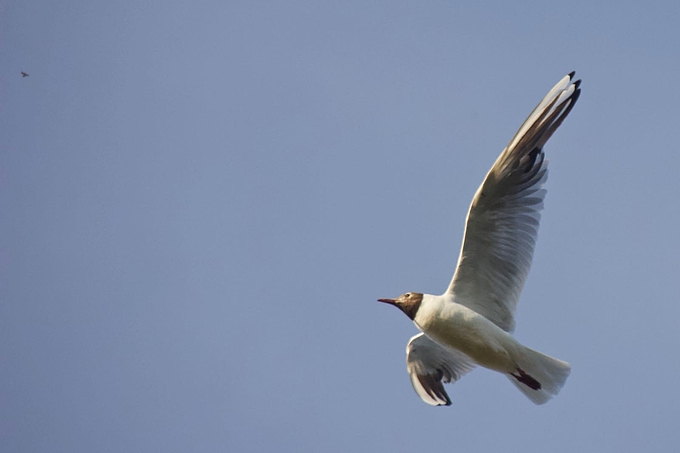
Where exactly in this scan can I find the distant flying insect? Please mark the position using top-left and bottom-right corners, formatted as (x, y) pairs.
(22, 72), (29, 77)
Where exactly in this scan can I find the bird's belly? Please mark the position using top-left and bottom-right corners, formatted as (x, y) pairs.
(420, 309), (518, 372)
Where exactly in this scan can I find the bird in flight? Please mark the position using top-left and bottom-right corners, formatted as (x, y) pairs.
(378, 72), (581, 406)
(21, 72), (29, 77)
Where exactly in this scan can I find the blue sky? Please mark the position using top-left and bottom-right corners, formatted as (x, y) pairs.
(2, 1), (680, 452)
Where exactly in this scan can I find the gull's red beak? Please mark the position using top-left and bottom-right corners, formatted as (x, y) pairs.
(377, 298), (397, 305)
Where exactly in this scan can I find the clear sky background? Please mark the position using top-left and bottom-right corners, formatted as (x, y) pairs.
(2, 1), (679, 452)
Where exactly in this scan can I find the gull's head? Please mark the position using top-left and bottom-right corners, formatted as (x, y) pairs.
(377, 292), (423, 321)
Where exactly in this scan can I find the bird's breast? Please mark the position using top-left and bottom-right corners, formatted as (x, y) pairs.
(416, 303), (518, 372)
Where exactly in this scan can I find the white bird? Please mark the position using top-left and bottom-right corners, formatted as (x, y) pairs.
(378, 72), (581, 406)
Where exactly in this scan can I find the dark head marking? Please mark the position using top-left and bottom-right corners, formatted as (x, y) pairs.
(377, 292), (424, 320)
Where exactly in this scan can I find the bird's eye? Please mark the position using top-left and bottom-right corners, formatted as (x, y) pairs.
(405, 293), (411, 298)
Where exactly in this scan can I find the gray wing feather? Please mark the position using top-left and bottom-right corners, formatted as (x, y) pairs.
(446, 73), (581, 332)
(406, 333), (477, 406)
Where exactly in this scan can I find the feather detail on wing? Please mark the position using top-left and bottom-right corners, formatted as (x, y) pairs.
(446, 72), (581, 332)
(406, 333), (477, 406)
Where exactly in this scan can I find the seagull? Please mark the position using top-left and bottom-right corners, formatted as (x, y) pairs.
(378, 72), (581, 406)
(21, 72), (29, 77)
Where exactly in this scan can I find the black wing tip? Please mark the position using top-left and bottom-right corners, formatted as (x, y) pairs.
(562, 72), (582, 110)
(421, 375), (453, 406)
(433, 396), (452, 406)
(431, 391), (452, 407)
(434, 384), (451, 406)
(570, 83), (582, 107)
(567, 71), (582, 91)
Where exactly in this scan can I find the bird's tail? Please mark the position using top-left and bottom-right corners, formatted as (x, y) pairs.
(505, 346), (571, 405)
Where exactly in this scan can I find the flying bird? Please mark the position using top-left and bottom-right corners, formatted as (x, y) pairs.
(21, 72), (29, 77)
(378, 72), (581, 406)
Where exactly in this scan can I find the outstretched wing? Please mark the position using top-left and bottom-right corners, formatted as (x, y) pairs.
(446, 72), (581, 332)
(406, 333), (477, 406)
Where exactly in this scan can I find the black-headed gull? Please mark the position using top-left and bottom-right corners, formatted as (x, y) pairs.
(378, 72), (581, 406)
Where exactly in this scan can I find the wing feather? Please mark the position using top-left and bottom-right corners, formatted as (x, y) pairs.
(406, 333), (476, 406)
(446, 73), (581, 332)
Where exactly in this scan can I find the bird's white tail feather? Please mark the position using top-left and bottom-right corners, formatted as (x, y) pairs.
(505, 347), (571, 405)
